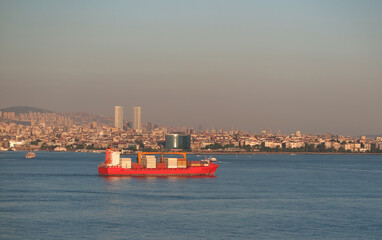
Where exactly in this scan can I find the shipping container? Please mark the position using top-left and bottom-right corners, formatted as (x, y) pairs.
(177, 159), (187, 168)
(142, 155), (157, 168)
(156, 163), (167, 168)
(121, 158), (132, 168)
(164, 157), (178, 168)
(132, 163), (143, 168)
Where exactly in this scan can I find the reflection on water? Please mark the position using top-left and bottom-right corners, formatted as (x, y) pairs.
(100, 175), (216, 183)
(100, 176), (131, 183)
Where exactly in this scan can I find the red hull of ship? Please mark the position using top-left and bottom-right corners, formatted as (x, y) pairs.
(98, 163), (219, 176)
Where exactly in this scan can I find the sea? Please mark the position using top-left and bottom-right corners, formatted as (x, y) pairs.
(1, 152), (382, 240)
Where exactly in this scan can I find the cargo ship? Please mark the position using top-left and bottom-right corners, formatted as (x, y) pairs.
(98, 149), (219, 176)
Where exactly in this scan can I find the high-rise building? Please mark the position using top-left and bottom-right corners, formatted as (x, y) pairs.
(132, 107), (141, 130)
(114, 106), (123, 129)
(165, 134), (191, 150)
(147, 122), (152, 131)
(296, 130), (301, 137)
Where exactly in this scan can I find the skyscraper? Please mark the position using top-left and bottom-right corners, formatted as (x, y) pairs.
(165, 134), (191, 150)
(132, 107), (141, 130)
(114, 106), (123, 129)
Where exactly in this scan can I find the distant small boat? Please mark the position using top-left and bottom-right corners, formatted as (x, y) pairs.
(207, 156), (217, 162)
(26, 151), (36, 159)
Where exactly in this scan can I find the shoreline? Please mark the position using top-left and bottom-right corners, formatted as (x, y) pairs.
(4, 150), (382, 155)
(187, 152), (382, 155)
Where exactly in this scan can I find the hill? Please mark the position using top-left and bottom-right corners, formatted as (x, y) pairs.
(0, 106), (54, 114)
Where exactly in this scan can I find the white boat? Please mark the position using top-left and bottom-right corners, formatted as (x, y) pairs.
(207, 156), (217, 162)
(26, 151), (36, 159)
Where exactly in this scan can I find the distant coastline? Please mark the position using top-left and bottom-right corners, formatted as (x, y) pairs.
(187, 152), (382, 155)
(8, 150), (381, 155)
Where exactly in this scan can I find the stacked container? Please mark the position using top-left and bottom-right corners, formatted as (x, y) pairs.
(156, 162), (167, 168)
(164, 158), (178, 168)
(132, 163), (143, 169)
(141, 155), (156, 168)
(121, 158), (131, 168)
(177, 159), (187, 168)
(187, 161), (202, 167)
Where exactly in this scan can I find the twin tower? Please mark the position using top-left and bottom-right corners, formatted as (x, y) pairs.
(114, 106), (141, 130)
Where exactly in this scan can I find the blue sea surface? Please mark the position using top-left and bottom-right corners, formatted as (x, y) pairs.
(0, 152), (382, 240)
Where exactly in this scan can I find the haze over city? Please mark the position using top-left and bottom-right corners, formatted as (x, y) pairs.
(1, 0), (381, 136)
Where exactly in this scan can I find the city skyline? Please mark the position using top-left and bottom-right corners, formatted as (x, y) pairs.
(1, 105), (381, 138)
(1, 109), (381, 154)
(0, 106), (382, 137)
(1, 1), (381, 136)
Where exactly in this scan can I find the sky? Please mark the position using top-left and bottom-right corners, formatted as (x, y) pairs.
(0, 0), (381, 136)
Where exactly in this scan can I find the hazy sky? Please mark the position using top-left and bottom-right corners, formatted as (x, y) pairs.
(1, 0), (381, 135)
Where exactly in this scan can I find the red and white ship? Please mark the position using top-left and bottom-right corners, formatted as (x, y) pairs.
(25, 151), (36, 159)
(98, 149), (219, 176)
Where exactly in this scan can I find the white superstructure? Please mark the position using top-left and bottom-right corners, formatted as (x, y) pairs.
(110, 151), (121, 166)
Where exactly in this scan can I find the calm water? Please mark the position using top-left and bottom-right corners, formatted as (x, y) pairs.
(1, 152), (382, 240)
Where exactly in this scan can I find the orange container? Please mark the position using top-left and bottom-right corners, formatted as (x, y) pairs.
(132, 163), (143, 168)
